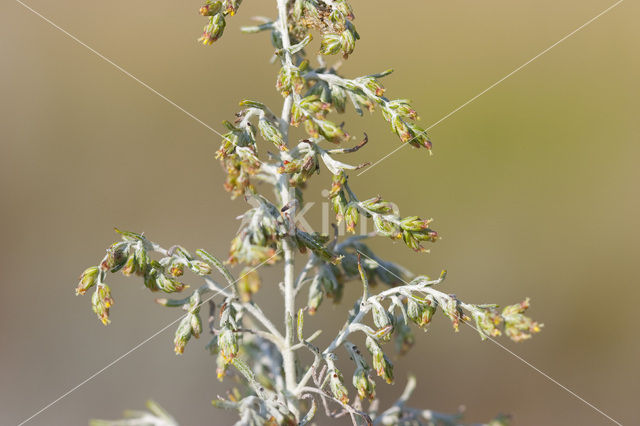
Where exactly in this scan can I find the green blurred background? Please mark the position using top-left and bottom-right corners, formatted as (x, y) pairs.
(1, 0), (638, 424)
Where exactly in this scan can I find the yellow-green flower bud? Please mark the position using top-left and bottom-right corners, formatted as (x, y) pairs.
(218, 325), (238, 363)
(345, 204), (359, 234)
(320, 34), (342, 55)
(352, 366), (376, 401)
(190, 312), (203, 339)
(189, 260), (212, 275)
(258, 116), (286, 151)
(121, 252), (137, 276)
(174, 315), (193, 354)
(366, 336), (394, 384)
(103, 242), (128, 272)
(91, 284), (114, 325)
(199, 0), (222, 16)
(307, 274), (324, 315)
(420, 296), (437, 327)
(156, 273), (187, 293)
(76, 266), (99, 295)
(199, 13), (226, 45)
(328, 368), (349, 404)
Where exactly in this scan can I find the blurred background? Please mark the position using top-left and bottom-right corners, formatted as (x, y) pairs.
(1, 0), (638, 424)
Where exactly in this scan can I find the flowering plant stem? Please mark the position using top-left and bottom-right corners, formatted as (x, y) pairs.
(276, 0), (299, 407)
(78, 1), (542, 425)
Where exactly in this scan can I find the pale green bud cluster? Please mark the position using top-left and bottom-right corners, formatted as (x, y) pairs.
(228, 194), (287, 265)
(292, 0), (359, 58)
(307, 264), (341, 314)
(174, 295), (203, 355)
(91, 283), (114, 325)
(198, 1), (242, 45)
(346, 343), (376, 401)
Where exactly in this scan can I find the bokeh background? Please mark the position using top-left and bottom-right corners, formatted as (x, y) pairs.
(1, 0), (638, 425)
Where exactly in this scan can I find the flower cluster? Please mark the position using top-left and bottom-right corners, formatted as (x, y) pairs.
(80, 1), (542, 425)
(198, 0), (243, 45)
(305, 69), (432, 149)
(291, 0), (359, 58)
(173, 293), (203, 354)
(228, 194), (286, 265)
(328, 172), (439, 251)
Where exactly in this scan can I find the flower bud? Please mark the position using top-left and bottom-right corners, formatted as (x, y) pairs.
(314, 117), (348, 144)
(400, 216), (427, 232)
(190, 312), (203, 339)
(133, 245), (149, 276)
(278, 159), (302, 174)
(289, 153), (318, 186)
(366, 337), (394, 384)
(307, 274), (324, 315)
(223, 0), (241, 15)
(121, 252), (137, 276)
(320, 34), (341, 55)
(258, 116), (286, 151)
(276, 66), (304, 97)
(218, 325), (238, 363)
(420, 296), (437, 327)
(103, 242), (128, 272)
(473, 311), (502, 339)
(403, 122), (430, 149)
(169, 262), (184, 277)
(387, 99), (418, 120)
(173, 315), (193, 354)
(331, 85), (347, 113)
(502, 298), (542, 342)
(340, 28), (356, 58)
(402, 229), (422, 252)
(406, 297), (422, 325)
(332, 191), (348, 223)
(156, 272), (187, 293)
(329, 172), (346, 198)
(381, 223), (401, 240)
(143, 265), (160, 291)
(371, 300), (392, 329)
(345, 204), (359, 234)
(361, 197), (394, 215)
(328, 368), (349, 404)
(76, 266), (99, 295)
(414, 228), (438, 243)
(216, 352), (228, 381)
(290, 103), (304, 126)
(333, 0), (354, 20)
(199, 13), (226, 45)
(199, 0), (222, 16)
(189, 260), (212, 275)
(442, 298), (462, 331)
(91, 284), (114, 325)
(352, 366), (376, 401)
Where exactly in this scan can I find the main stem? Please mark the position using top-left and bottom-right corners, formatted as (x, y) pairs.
(276, 0), (298, 398)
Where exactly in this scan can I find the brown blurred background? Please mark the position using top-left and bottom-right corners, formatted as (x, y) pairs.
(1, 0), (638, 425)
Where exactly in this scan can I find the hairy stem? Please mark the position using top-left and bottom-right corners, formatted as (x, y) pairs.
(276, 0), (298, 401)
(282, 239), (297, 391)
